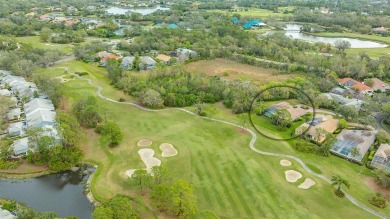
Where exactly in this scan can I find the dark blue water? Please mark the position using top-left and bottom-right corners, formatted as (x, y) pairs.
(0, 169), (94, 219)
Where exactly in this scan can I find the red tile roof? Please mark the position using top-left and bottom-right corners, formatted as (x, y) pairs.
(100, 54), (120, 62)
(338, 78), (372, 91)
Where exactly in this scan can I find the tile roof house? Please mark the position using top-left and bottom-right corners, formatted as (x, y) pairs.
(338, 78), (373, 94)
(371, 144), (390, 172)
(100, 54), (121, 66)
(264, 101), (308, 120)
(156, 54), (172, 63)
(295, 114), (339, 143)
(372, 26), (388, 33)
(120, 56), (135, 69)
(140, 56), (157, 69)
(331, 129), (375, 162)
(366, 78), (390, 92)
(176, 48), (197, 61)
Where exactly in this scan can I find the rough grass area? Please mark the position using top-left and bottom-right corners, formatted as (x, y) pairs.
(185, 58), (300, 85)
(36, 60), (390, 218)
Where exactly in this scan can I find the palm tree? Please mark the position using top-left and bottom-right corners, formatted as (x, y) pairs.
(331, 176), (350, 196)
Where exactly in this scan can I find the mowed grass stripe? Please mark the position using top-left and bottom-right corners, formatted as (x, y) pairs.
(201, 151), (247, 217)
(193, 151), (228, 211)
(225, 151), (259, 217)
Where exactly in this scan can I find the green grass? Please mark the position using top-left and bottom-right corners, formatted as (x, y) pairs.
(15, 36), (75, 53)
(381, 120), (390, 132)
(310, 32), (390, 58)
(36, 60), (390, 218)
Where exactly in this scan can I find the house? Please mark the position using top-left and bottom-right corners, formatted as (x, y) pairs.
(7, 108), (22, 120)
(231, 17), (239, 24)
(295, 115), (339, 143)
(324, 93), (364, 109)
(120, 56), (135, 69)
(25, 98), (55, 117)
(8, 122), (24, 136)
(39, 14), (51, 21)
(366, 78), (390, 92)
(372, 26), (388, 33)
(264, 102), (308, 120)
(0, 89), (11, 96)
(156, 54), (171, 64)
(371, 144), (390, 172)
(97, 51), (112, 59)
(25, 109), (56, 128)
(25, 12), (36, 18)
(331, 129), (375, 162)
(338, 78), (373, 94)
(12, 137), (29, 155)
(140, 56), (157, 69)
(330, 87), (364, 100)
(242, 20), (267, 29)
(100, 54), (121, 66)
(168, 23), (178, 29)
(176, 48), (197, 61)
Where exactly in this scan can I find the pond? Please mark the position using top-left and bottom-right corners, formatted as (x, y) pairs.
(0, 168), (94, 219)
(284, 24), (388, 48)
(106, 6), (170, 15)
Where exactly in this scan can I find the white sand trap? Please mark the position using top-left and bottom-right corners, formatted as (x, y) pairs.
(138, 148), (161, 172)
(160, 143), (178, 157)
(285, 170), (302, 183)
(125, 169), (136, 177)
(137, 139), (152, 147)
(298, 178), (316, 189)
(280, 159), (292, 166)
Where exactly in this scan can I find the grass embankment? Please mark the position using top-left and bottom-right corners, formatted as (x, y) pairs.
(35, 61), (390, 218)
(310, 32), (390, 58)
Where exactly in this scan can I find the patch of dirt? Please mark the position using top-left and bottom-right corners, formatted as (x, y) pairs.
(185, 58), (301, 85)
(363, 177), (390, 201)
(236, 128), (250, 135)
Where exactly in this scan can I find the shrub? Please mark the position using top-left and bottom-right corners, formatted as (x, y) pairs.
(368, 193), (387, 208)
(334, 189), (345, 197)
(119, 97), (125, 102)
(75, 72), (89, 76)
(300, 105), (309, 110)
(199, 112), (207, 116)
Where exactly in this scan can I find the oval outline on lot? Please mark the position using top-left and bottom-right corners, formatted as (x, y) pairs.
(248, 85), (316, 141)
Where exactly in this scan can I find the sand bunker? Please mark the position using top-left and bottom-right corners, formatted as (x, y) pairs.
(298, 178), (316, 189)
(160, 143), (178, 157)
(285, 170), (302, 183)
(125, 169), (136, 177)
(280, 159), (292, 166)
(137, 139), (152, 147)
(138, 148), (161, 171)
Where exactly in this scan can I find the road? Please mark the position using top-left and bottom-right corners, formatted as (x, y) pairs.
(71, 73), (388, 219)
(375, 113), (390, 135)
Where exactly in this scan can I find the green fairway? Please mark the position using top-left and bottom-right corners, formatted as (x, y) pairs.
(15, 36), (75, 53)
(37, 61), (390, 218)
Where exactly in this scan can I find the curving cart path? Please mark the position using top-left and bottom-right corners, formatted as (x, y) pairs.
(72, 73), (388, 219)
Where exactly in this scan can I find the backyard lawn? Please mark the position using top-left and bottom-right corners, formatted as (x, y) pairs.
(37, 60), (390, 218)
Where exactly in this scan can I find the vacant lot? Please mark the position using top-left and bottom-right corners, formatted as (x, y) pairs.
(185, 58), (299, 85)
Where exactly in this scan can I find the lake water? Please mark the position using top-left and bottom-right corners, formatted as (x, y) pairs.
(0, 169), (94, 219)
(106, 6), (170, 15)
(284, 24), (388, 48)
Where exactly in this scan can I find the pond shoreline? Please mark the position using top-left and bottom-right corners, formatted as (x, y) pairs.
(305, 32), (390, 47)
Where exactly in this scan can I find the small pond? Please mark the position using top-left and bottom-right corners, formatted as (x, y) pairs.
(284, 24), (388, 48)
(0, 168), (94, 219)
(106, 6), (170, 15)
